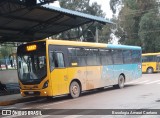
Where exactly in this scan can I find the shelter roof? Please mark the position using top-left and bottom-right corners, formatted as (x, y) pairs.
(0, 0), (112, 42)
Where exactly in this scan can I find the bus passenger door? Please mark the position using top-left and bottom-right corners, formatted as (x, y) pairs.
(49, 51), (68, 96)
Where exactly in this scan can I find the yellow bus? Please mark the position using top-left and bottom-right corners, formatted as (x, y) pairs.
(17, 39), (142, 98)
(142, 52), (160, 73)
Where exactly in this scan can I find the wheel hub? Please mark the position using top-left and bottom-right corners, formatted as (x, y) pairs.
(72, 86), (78, 95)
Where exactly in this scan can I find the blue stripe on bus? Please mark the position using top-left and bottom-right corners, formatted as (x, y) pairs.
(107, 44), (141, 50)
(101, 64), (142, 80)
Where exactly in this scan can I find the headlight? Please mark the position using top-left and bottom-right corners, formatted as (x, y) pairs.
(42, 80), (49, 89)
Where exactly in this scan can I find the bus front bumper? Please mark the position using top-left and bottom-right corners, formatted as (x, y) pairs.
(20, 89), (52, 97)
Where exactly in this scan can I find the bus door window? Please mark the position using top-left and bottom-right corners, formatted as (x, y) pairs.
(56, 52), (65, 68)
(49, 52), (65, 71)
(49, 51), (56, 71)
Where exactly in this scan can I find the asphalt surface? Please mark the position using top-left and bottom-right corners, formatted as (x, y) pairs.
(1, 73), (160, 118)
(0, 70), (18, 84)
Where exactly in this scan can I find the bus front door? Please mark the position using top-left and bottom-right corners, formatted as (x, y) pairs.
(49, 51), (68, 96)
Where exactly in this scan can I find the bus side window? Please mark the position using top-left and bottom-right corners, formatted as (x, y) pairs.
(132, 50), (141, 63)
(56, 53), (65, 68)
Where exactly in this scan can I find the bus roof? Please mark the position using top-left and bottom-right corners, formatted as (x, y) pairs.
(45, 39), (141, 50)
(142, 52), (160, 56)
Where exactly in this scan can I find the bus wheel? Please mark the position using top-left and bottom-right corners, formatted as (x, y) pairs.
(70, 81), (81, 98)
(113, 75), (125, 89)
(147, 67), (153, 74)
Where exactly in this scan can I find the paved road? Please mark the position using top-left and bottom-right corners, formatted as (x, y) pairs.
(0, 70), (18, 84)
(1, 73), (160, 118)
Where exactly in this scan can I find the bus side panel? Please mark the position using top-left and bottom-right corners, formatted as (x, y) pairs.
(50, 69), (68, 96)
(122, 64), (133, 82)
(101, 65), (114, 86)
(112, 64), (141, 84)
(142, 62), (147, 73)
(123, 64), (141, 83)
(134, 63), (142, 79)
(113, 65), (124, 84)
(67, 67), (86, 91)
(86, 66), (102, 90)
(142, 62), (156, 73)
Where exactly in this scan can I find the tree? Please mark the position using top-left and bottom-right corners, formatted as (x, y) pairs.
(110, 0), (160, 52)
(1, 47), (9, 69)
(53, 0), (112, 43)
(139, 11), (160, 52)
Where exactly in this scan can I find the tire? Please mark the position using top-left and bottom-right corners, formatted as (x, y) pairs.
(147, 67), (153, 74)
(70, 81), (81, 98)
(97, 87), (104, 91)
(113, 75), (125, 89)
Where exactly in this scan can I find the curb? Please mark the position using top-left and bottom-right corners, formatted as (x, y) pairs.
(0, 97), (40, 106)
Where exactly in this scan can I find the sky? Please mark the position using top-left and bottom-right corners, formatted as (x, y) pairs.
(51, 0), (113, 19)
(90, 0), (113, 19)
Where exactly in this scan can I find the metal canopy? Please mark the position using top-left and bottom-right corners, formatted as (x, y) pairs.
(0, 0), (112, 42)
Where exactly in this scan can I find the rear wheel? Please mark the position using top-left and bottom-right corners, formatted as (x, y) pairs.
(147, 67), (153, 74)
(70, 81), (81, 98)
(113, 75), (125, 89)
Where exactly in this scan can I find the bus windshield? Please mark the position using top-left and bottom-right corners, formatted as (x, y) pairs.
(17, 51), (46, 84)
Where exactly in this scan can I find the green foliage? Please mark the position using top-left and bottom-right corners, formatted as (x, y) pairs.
(54, 0), (111, 43)
(1, 47), (9, 59)
(59, 0), (90, 12)
(110, 0), (121, 14)
(0, 44), (15, 59)
(110, 0), (160, 52)
(125, 0), (138, 9)
(139, 11), (160, 52)
(99, 24), (112, 43)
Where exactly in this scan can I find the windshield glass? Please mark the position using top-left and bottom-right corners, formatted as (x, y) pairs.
(17, 44), (46, 84)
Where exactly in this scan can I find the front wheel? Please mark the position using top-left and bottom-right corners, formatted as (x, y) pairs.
(113, 75), (125, 89)
(70, 81), (81, 98)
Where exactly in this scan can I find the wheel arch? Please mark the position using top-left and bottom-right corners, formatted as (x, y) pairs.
(120, 73), (126, 82)
(146, 67), (154, 73)
(69, 79), (82, 92)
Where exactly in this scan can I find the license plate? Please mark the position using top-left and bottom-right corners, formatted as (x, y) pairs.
(28, 92), (34, 94)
